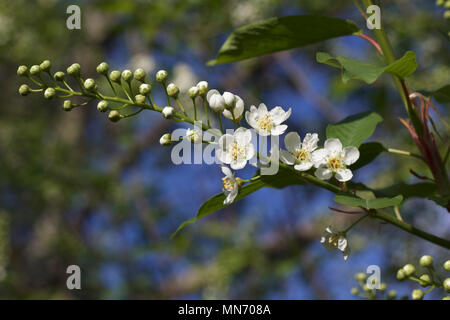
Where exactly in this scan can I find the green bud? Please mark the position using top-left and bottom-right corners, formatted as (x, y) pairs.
(121, 69), (133, 83)
(397, 269), (406, 281)
(54, 71), (65, 81)
(17, 65), (28, 76)
(30, 65), (41, 75)
(387, 290), (397, 300)
(97, 100), (109, 112)
(63, 100), (73, 111)
(96, 62), (109, 75)
(67, 63), (81, 76)
(135, 94), (146, 104)
(44, 87), (56, 99)
(156, 70), (168, 83)
(19, 84), (31, 96)
(419, 255), (433, 268)
(40, 60), (51, 72)
(402, 264), (415, 277)
(108, 110), (121, 122)
(188, 86), (199, 99)
(379, 283), (387, 291)
(411, 289), (424, 300)
(355, 273), (367, 282)
(159, 133), (173, 146)
(196, 81), (208, 96)
(445, 10), (450, 19)
(110, 70), (121, 83)
(351, 287), (359, 295)
(362, 284), (369, 292)
(166, 83), (179, 98)
(133, 68), (146, 82)
(84, 78), (97, 91)
(445, 1), (450, 8)
(419, 274), (431, 287)
(443, 296), (450, 300)
(444, 260), (450, 271)
(444, 278), (450, 293)
(139, 83), (152, 95)
(436, 0), (445, 6)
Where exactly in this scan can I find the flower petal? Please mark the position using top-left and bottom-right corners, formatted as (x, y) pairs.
(221, 165), (233, 177)
(217, 149), (231, 164)
(271, 124), (287, 136)
(294, 161), (313, 171)
(311, 149), (328, 167)
(315, 167), (333, 180)
(303, 133), (319, 150)
(342, 146), (360, 165)
(246, 143), (255, 160)
(324, 138), (343, 154)
(257, 103), (268, 115)
(335, 168), (353, 182)
(230, 158), (247, 170)
(234, 128), (251, 144)
(284, 132), (301, 154)
(224, 185), (239, 205)
(280, 149), (296, 165)
(219, 134), (235, 150)
(337, 237), (348, 252)
(206, 89), (220, 102)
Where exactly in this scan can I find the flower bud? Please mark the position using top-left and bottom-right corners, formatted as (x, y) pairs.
(419, 255), (433, 268)
(121, 69), (133, 83)
(419, 274), (431, 287)
(387, 290), (397, 300)
(54, 71), (65, 81)
(97, 100), (109, 112)
(110, 70), (121, 83)
(96, 62), (109, 75)
(443, 260), (450, 271)
(84, 78), (97, 91)
(162, 106), (175, 119)
(63, 100), (73, 111)
(379, 283), (387, 291)
(19, 84), (30, 96)
(188, 86), (199, 99)
(444, 278), (450, 293)
(403, 264), (415, 277)
(207, 90), (225, 113)
(139, 83), (151, 95)
(222, 91), (235, 109)
(17, 65), (28, 76)
(30, 65), (40, 75)
(443, 296), (450, 300)
(350, 288), (359, 295)
(159, 133), (173, 146)
(135, 94), (146, 104)
(166, 83), (179, 98)
(354, 273), (367, 282)
(134, 68), (146, 82)
(156, 70), (168, 83)
(40, 60), (51, 73)
(44, 87), (56, 99)
(396, 269), (406, 281)
(186, 128), (202, 144)
(436, 0), (444, 6)
(196, 81), (208, 96)
(411, 289), (424, 300)
(67, 63), (81, 76)
(108, 110), (121, 122)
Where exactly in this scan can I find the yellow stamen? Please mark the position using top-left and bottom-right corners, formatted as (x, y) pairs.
(256, 114), (273, 132)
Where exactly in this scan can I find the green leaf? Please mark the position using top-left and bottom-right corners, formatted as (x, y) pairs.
(375, 182), (437, 199)
(208, 15), (360, 65)
(316, 51), (417, 84)
(428, 195), (450, 208)
(429, 84), (450, 103)
(350, 142), (386, 171)
(326, 111), (383, 147)
(334, 194), (403, 209)
(171, 167), (304, 237)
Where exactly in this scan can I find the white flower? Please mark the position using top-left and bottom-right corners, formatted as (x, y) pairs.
(221, 166), (240, 205)
(186, 128), (202, 144)
(320, 226), (350, 260)
(311, 138), (360, 182)
(222, 94), (244, 122)
(217, 127), (254, 170)
(245, 103), (291, 136)
(162, 106), (175, 118)
(280, 132), (319, 171)
(206, 89), (225, 113)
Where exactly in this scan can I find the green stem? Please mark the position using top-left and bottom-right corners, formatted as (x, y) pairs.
(343, 214), (369, 234)
(203, 96), (210, 127)
(192, 98), (197, 121)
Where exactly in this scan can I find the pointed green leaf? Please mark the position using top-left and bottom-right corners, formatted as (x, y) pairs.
(334, 194), (403, 209)
(208, 15), (360, 65)
(429, 84), (450, 103)
(326, 111), (383, 147)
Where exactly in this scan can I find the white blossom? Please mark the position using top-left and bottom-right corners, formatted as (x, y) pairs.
(311, 138), (360, 182)
(222, 94), (244, 122)
(221, 166), (240, 205)
(162, 106), (175, 118)
(320, 226), (350, 260)
(245, 103), (291, 136)
(280, 132), (319, 171)
(217, 127), (254, 170)
(206, 89), (225, 113)
(186, 128), (202, 144)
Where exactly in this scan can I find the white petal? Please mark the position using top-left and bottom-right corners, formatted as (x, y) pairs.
(206, 89), (220, 102)
(219, 134), (235, 150)
(257, 129), (271, 137)
(315, 167), (333, 180)
(335, 168), (353, 182)
(337, 237), (348, 252)
(271, 124), (287, 136)
(270, 107), (291, 125)
(245, 144), (255, 160)
(234, 128), (250, 144)
(257, 103), (268, 115)
(245, 110), (257, 128)
(280, 150), (296, 165)
(325, 226), (335, 234)
(294, 161), (313, 171)
(342, 146), (360, 165)
(224, 185), (239, 205)
(217, 149), (231, 164)
(230, 158), (247, 170)
(222, 91), (235, 106)
(303, 133), (319, 150)
(284, 132), (301, 154)
(233, 99), (244, 118)
(342, 246), (351, 261)
(311, 149), (328, 167)
(221, 165), (233, 177)
(324, 138), (343, 154)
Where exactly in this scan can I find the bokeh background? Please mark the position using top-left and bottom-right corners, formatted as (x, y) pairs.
(0, 0), (449, 299)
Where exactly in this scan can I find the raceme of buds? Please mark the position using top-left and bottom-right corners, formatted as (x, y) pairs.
(166, 83), (179, 98)
(44, 87), (56, 99)
(159, 133), (173, 146)
(419, 255), (434, 267)
(135, 94), (146, 104)
(97, 100), (109, 112)
(139, 83), (152, 95)
(110, 70), (121, 83)
(17, 65), (28, 76)
(156, 70), (168, 83)
(30, 65), (40, 75)
(196, 81), (208, 96)
(84, 78), (97, 91)
(134, 68), (146, 82)
(19, 84), (30, 96)
(96, 62), (109, 75)
(121, 69), (133, 83)
(162, 106), (175, 119)
(188, 86), (199, 99)
(108, 110), (121, 122)
(54, 71), (65, 81)
(67, 63), (81, 76)
(63, 100), (73, 111)
(40, 60), (51, 73)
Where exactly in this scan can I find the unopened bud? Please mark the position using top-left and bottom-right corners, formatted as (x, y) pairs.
(403, 264), (415, 277)
(159, 133), (173, 146)
(17, 65), (28, 76)
(419, 274), (431, 287)
(351, 288), (359, 295)
(196, 81), (208, 96)
(134, 68), (146, 82)
(162, 106), (175, 119)
(411, 289), (424, 300)
(84, 78), (97, 91)
(420, 255), (434, 268)
(110, 70), (121, 83)
(186, 128), (202, 144)
(97, 100), (109, 112)
(222, 91), (235, 109)
(166, 83), (179, 98)
(54, 71), (65, 81)
(207, 90), (225, 113)
(30, 65), (40, 76)
(135, 94), (146, 104)
(96, 62), (110, 75)
(396, 269), (406, 281)
(156, 70), (168, 82)
(63, 100), (73, 111)
(67, 63), (81, 76)
(387, 290), (397, 300)
(188, 86), (199, 99)
(19, 84), (30, 96)
(139, 83), (152, 95)
(108, 110), (121, 122)
(444, 278), (450, 293)
(444, 260), (450, 271)
(121, 69), (133, 83)
(44, 87), (56, 99)
(355, 273), (367, 282)
(40, 60), (51, 73)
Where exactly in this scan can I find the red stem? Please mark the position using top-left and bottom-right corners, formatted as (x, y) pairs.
(357, 33), (383, 56)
